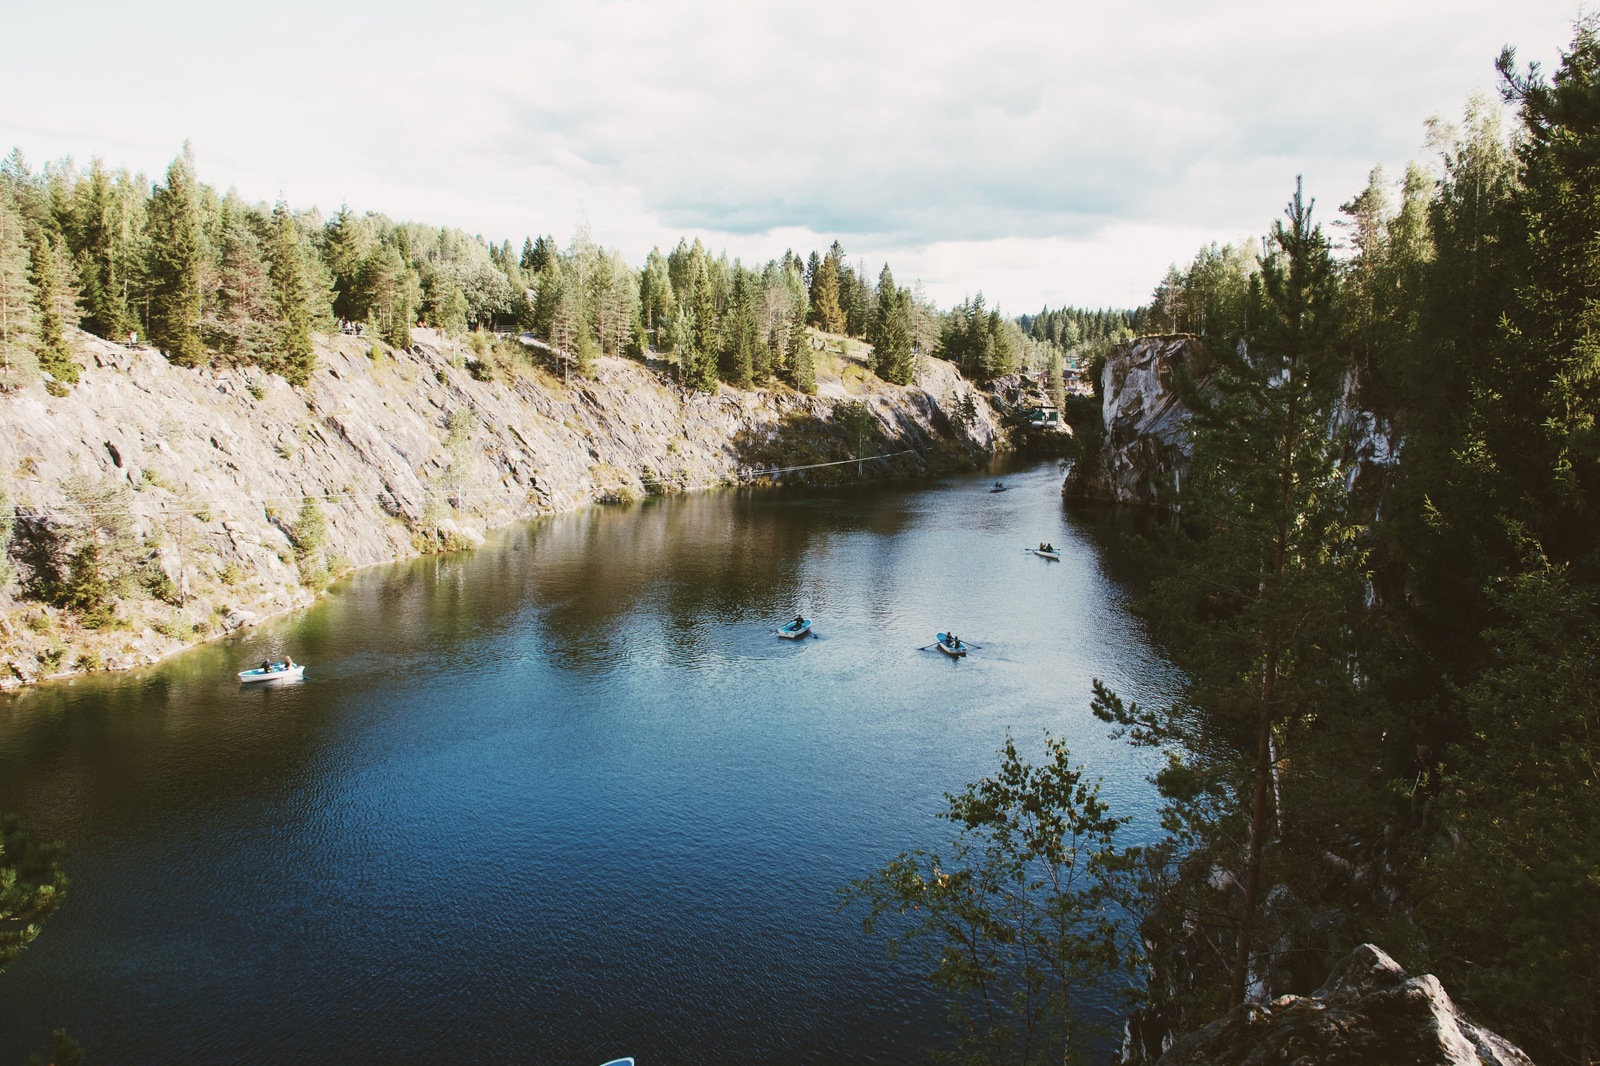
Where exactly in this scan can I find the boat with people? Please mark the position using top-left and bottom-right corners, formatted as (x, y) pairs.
(777, 615), (812, 639)
(989, 481), (1007, 493)
(238, 658), (305, 683)
(1034, 542), (1062, 560)
(935, 632), (968, 657)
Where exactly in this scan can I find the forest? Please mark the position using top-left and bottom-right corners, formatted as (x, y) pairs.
(6, 17), (1599, 1066)
(848, 21), (1600, 1066)
(0, 145), (1130, 404)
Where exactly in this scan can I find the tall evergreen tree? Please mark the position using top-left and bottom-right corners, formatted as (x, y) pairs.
(1097, 181), (1361, 1011)
(720, 267), (757, 388)
(266, 200), (316, 384)
(808, 247), (845, 333)
(0, 187), (39, 386)
(145, 152), (206, 367)
(28, 230), (80, 383)
(688, 260), (720, 391)
(788, 299), (815, 395)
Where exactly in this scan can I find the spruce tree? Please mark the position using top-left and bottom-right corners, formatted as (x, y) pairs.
(267, 201), (316, 384)
(689, 260), (719, 391)
(720, 268), (756, 388)
(808, 249), (845, 334)
(0, 187), (39, 386)
(28, 230), (80, 383)
(71, 159), (132, 340)
(146, 153), (206, 367)
(787, 301), (815, 394)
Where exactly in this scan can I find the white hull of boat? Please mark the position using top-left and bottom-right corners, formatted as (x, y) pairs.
(777, 619), (812, 639)
(238, 664), (305, 683)
(1034, 549), (1062, 561)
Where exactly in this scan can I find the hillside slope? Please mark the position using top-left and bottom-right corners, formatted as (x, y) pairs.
(0, 330), (1001, 688)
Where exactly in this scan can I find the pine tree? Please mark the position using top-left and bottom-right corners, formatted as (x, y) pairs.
(1096, 181), (1361, 1011)
(266, 201), (316, 384)
(146, 152), (206, 367)
(203, 202), (274, 364)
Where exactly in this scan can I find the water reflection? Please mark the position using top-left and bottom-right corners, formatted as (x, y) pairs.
(0, 461), (1178, 1065)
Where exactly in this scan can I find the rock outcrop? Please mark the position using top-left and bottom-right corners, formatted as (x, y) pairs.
(1154, 944), (1533, 1066)
(0, 331), (999, 687)
(1063, 334), (1399, 508)
(1062, 335), (1209, 507)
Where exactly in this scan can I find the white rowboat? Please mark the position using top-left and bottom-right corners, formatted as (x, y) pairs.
(777, 617), (812, 639)
(238, 662), (305, 683)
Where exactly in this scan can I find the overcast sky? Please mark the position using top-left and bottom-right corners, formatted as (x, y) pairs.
(2, 0), (1583, 312)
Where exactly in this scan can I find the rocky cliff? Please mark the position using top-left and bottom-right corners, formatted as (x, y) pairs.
(1062, 335), (1210, 507)
(1153, 944), (1533, 1066)
(0, 331), (1000, 688)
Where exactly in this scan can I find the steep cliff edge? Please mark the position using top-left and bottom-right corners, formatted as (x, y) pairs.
(1154, 944), (1533, 1066)
(0, 331), (999, 688)
(1062, 334), (1209, 507)
(1063, 334), (1398, 508)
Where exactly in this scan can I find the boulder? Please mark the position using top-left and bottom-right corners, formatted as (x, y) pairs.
(1155, 944), (1533, 1066)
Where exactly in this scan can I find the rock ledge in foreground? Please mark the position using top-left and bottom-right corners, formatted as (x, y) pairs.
(1155, 944), (1532, 1066)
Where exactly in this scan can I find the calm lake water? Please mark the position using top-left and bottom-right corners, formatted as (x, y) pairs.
(0, 460), (1177, 1064)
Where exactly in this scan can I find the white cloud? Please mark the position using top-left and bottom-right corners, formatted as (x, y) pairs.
(0, 0), (1582, 310)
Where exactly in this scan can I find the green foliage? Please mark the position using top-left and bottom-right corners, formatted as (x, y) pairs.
(867, 263), (916, 385)
(842, 735), (1133, 1065)
(1145, 242), (1257, 344)
(940, 294), (1018, 384)
(720, 267), (758, 388)
(1419, 559), (1600, 1059)
(28, 230), (80, 383)
(0, 812), (68, 973)
(290, 496), (327, 556)
(1099, 182), (1365, 1008)
(0, 185), (40, 388)
(26, 1028), (84, 1066)
(266, 200), (317, 384)
(807, 244), (846, 334)
(146, 150), (206, 367)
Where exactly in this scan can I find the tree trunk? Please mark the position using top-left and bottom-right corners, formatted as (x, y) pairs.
(1232, 646), (1276, 1008)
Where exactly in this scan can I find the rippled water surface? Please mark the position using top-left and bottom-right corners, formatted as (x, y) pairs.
(0, 461), (1177, 1064)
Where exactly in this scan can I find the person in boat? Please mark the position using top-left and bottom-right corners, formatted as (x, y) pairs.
(261, 659), (271, 673)
(285, 655), (296, 670)
(793, 614), (805, 627)
(994, 481), (1004, 490)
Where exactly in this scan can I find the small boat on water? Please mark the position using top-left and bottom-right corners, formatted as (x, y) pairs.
(777, 616), (812, 639)
(1034, 544), (1062, 561)
(935, 632), (968, 657)
(238, 661), (305, 683)
(989, 482), (1007, 493)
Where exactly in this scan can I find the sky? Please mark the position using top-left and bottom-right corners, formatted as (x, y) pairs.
(1, 0), (1584, 313)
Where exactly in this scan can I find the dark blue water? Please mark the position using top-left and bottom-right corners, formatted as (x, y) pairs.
(0, 462), (1177, 1064)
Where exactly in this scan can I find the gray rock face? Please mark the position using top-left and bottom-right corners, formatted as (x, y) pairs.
(0, 331), (999, 687)
(1154, 944), (1532, 1066)
(1064, 335), (1399, 509)
(1064, 335), (1210, 507)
